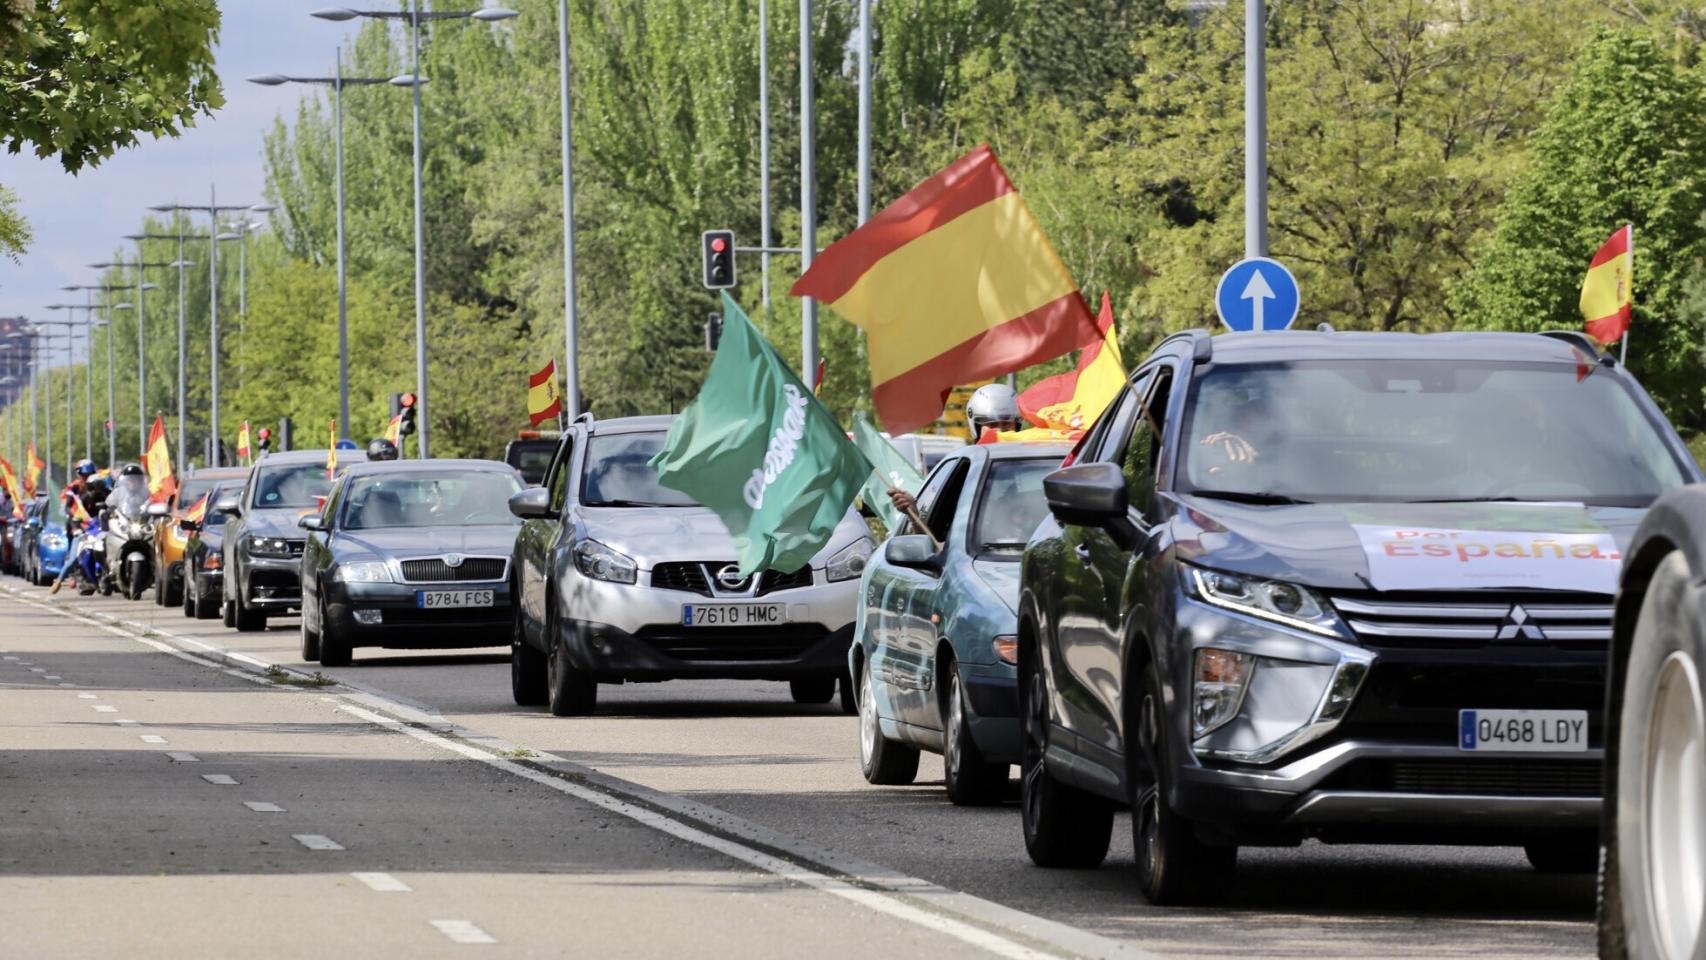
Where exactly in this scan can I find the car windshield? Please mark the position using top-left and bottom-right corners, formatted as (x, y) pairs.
(43, 496), (65, 524)
(252, 462), (337, 509)
(1179, 360), (1689, 506)
(175, 477), (219, 511)
(974, 459), (1058, 554)
(581, 432), (699, 508)
(342, 471), (523, 530)
(107, 475), (152, 517)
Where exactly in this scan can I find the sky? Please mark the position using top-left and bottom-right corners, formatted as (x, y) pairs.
(0, 4), (372, 368)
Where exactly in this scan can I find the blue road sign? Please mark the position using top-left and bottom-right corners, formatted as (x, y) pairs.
(1215, 257), (1299, 333)
(335, 439), (360, 450)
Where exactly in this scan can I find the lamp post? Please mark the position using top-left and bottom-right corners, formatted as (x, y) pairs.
(248, 58), (395, 433)
(32, 323), (77, 476)
(42, 303), (100, 462)
(127, 227), (199, 475)
(149, 196), (273, 466)
(60, 283), (129, 464)
(311, 4), (521, 457)
(91, 258), (165, 457)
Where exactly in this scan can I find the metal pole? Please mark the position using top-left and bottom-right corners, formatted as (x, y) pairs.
(64, 337), (71, 476)
(799, 0), (818, 380)
(758, 0), (772, 315)
(209, 184), (222, 466)
(237, 223), (247, 393)
(558, 0), (580, 419)
(176, 218), (187, 476)
(136, 264), (147, 457)
(82, 294), (92, 459)
(29, 341), (37, 481)
(42, 341), (51, 483)
(1621, 223), (1633, 366)
(856, 0), (871, 225)
(104, 313), (114, 465)
(335, 49), (352, 432)
(1244, 0), (1267, 258)
(409, 2), (430, 457)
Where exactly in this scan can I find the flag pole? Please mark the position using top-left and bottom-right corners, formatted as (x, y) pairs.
(888, 487), (941, 551)
(1621, 223), (1632, 366)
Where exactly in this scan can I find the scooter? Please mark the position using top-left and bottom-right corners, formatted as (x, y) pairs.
(52, 515), (106, 596)
(105, 502), (154, 600)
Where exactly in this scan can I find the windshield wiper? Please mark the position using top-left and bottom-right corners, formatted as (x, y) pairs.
(980, 541), (1028, 551)
(587, 499), (689, 508)
(1404, 496), (1528, 504)
(1188, 489), (1312, 506)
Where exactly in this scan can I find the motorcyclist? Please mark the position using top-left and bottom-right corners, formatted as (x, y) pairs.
(889, 384), (1022, 517)
(366, 438), (399, 462)
(62, 459), (104, 535)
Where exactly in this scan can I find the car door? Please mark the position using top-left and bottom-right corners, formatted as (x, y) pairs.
(514, 433), (573, 648)
(887, 458), (972, 729)
(868, 458), (958, 722)
(301, 478), (344, 630)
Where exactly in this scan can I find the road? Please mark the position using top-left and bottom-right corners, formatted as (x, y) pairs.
(0, 576), (1596, 958)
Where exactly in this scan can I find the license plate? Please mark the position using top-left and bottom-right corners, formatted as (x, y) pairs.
(416, 589), (494, 609)
(681, 603), (787, 627)
(1458, 709), (1589, 752)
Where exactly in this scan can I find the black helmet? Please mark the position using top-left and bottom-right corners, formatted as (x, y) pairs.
(119, 463), (145, 478)
(365, 438), (399, 461)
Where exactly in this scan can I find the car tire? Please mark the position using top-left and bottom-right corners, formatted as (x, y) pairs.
(1601, 549), (1705, 960)
(789, 677), (836, 704)
(1131, 664), (1236, 904)
(1020, 657), (1112, 869)
(319, 616), (351, 667)
(233, 598), (266, 633)
(1524, 834), (1598, 874)
(153, 567), (167, 606)
(183, 577), (196, 618)
(222, 598), (236, 628)
(858, 657), (919, 785)
(943, 667), (1008, 806)
(545, 608), (596, 717)
(300, 597), (322, 663)
(838, 669), (857, 715)
(163, 569), (183, 609)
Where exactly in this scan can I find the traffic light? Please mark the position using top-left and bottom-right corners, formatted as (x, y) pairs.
(705, 312), (723, 352)
(701, 229), (736, 289)
(397, 392), (418, 436)
(278, 416), (293, 451)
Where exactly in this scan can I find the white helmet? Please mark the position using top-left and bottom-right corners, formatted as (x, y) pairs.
(966, 383), (1021, 436)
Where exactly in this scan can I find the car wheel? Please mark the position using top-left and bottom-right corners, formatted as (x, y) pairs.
(1525, 833), (1598, 874)
(222, 598), (235, 628)
(233, 598), (266, 632)
(1131, 664), (1236, 904)
(511, 599), (547, 706)
(789, 677), (836, 704)
(858, 657), (918, 785)
(1020, 657), (1112, 868)
(943, 667), (1008, 806)
(1602, 550), (1704, 960)
(163, 569), (183, 609)
(300, 597), (322, 663)
(319, 613), (351, 667)
(838, 669), (857, 715)
(545, 608), (596, 716)
(183, 577), (196, 618)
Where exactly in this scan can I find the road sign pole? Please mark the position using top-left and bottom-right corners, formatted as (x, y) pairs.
(1245, 0), (1267, 258)
(799, 0), (818, 381)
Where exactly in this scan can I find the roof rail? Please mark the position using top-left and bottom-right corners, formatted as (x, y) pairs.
(1539, 330), (1612, 364)
(572, 411), (595, 426)
(1316, 322), (1336, 334)
(1158, 328), (1214, 365)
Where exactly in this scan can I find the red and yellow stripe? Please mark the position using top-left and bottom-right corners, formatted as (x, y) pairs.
(1580, 224), (1633, 345)
(528, 358), (562, 426)
(791, 145), (1094, 434)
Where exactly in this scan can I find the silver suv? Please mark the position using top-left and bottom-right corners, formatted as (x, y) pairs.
(507, 415), (872, 715)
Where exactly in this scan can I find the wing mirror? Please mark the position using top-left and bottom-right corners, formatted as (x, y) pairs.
(145, 502), (169, 518)
(297, 514), (326, 531)
(508, 486), (554, 520)
(1043, 463), (1139, 550)
(884, 534), (940, 573)
(177, 518), (200, 534)
(212, 494), (242, 516)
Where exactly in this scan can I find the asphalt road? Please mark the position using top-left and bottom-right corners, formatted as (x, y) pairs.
(0, 576), (1597, 959)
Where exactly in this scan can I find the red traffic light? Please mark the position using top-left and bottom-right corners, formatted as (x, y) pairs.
(710, 237), (727, 253)
(257, 427), (272, 440)
(400, 392), (417, 408)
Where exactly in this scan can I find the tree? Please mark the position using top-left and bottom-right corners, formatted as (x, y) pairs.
(1451, 29), (1706, 429)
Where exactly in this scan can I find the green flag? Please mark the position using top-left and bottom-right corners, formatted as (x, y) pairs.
(650, 293), (871, 576)
(851, 411), (926, 533)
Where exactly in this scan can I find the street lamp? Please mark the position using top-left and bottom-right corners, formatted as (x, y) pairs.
(250, 56), (399, 435)
(32, 322), (78, 476)
(43, 302), (100, 463)
(92, 258), (165, 457)
(128, 227), (200, 475)
(149, 196), (274, 466)
(311, 4), (521, 457)
(60, 283), (129, 465)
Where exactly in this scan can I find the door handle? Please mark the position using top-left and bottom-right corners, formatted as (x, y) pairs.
(1074, 543), (1091, 562)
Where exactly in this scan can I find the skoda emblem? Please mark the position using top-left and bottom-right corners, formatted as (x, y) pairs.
(715, 564), (747, 590)
(443, 554), (464, 569)
(1495, 605), (1546, 642)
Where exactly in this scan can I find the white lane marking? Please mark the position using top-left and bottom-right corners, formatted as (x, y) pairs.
(166, 752), (199, 763)
(201, 774), (238, 785)
(139, 735), (167, 744)
(114, 719), (139, 727)
(293, 834), (344, 851)
(28, 667), (45, 673)
(77, 693), (97, 699)
(352, 872), (411, 892)
(43, 675), (60, 680)
(429, 921), (495, 945)
(243, 801), (285, 813)
(1, 655), (15, 660)
(58, 682), (74, 687)
(337, 704), (1056, 960)
(91, 704), (117, 713)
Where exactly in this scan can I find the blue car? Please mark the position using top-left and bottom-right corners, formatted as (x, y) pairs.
(25, 495), (69, 586)
(852, 441), (1071, 805)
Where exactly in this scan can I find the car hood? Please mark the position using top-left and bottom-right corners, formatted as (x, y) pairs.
(241, 509), (313, 540)
(575, 505), (869, 571)
(970, 557), (1022, 614)
(1171, 496), (1646, 594)
(334, 524), (520, 559)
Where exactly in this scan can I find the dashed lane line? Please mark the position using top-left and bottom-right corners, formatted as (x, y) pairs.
(429, 920), (496, 945)
(352, 872), (411, 893)
(77, 693), (97, 699)
(91, 704), (117, 713)
(165, 752), (199, 763)
(293, 834), (344, 851)
(139, 735), (167, 744)
(243, 801), (285, 813)
(200, 774), (238, 786)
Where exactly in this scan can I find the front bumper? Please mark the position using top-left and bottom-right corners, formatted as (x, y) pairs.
(241, 554), (302, 609)
(324, 580), (511, 649)
(562, 617), (854, 681)
(190, 565), (223, 606)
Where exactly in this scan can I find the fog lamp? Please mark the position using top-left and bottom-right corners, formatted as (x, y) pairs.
(352, 609), (382, 625)
(1193, 647), (1254, 737)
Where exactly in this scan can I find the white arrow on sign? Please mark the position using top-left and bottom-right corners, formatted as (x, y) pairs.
(1240, 268), (1276, 332)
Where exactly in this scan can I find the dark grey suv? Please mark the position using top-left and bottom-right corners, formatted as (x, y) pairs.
(1018, 329), (1700, 904)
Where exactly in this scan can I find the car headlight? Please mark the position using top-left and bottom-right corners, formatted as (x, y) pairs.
(244, 535), (296, 558)
(40, 532), (65, 549)
(1193, 648), (1254, 737)
(334, 561), (393, 583)
(574, 539), (637, 584)
(201, 551), (222, 571)
(1185, 566), (1342, 638)
(824, 537), (873, 582)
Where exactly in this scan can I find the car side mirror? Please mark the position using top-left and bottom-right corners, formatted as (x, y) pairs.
(146, 502), (169, 518)
(508, 486), (554, 520)
(1043, 463), (1139, 550)
(213, 494), (241, 516)
(884, 534), (940, 573)
(177, 518), (200, 533)
(297, 514), (325, 531)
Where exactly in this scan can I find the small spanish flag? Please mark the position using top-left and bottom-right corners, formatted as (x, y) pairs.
(236, 421), (252, 462)
(145, 415), (176, 503)
(183, 493), (209, 526)
(791, 144), (1097, 434)
(1016, 291), (1127, 440)
(0, 456), (24, 518)
(528, 358), (563, 426)
(327, 419), (338, 480)
(383, 411), (403, 446)
(67, 490), (90, 524)
(1581, 224), (1633, 346)
(24, 442), (41, 498)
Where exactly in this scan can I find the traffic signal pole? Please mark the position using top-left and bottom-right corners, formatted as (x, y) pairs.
(799, 0), (817, 381)
(1245, 0), (1267, 258)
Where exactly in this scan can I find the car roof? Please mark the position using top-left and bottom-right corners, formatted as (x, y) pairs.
(941, 440), (1074, 464)
(338, 458), (518, 478)
(586, 414), (675, 436)
(253, 449), (368, 466)
(1198, 329), (1602, 365)
(185, 467), (250, 480)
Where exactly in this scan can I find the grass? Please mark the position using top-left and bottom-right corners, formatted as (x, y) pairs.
(263, 665), (337, 688)
(499, 746), (538, 760)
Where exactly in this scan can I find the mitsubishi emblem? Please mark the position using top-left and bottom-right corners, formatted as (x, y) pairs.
(1495, 605), (1547, 642)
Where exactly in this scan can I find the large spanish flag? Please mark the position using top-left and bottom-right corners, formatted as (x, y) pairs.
(527, 358), (563, 426)
(145, 415), (176, 502)
(790, 145), (1096, 434)
(1580, 224), (1633, 345)
(1017, 291), (1126, 437)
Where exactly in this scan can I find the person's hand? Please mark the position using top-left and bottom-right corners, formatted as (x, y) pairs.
(1200, 432), (1258, 475)
(888, 489), (917, 514)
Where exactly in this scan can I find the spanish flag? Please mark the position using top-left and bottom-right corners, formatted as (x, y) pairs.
(1015, 292), (1127, 439)
(327, 419), (338, 479)
(0, 456), (24, 518)
(66, 489), (90, 524)
(1581, 224), (1633, 346)
(528, 358), (563, 426)
(24, 442), (41, 498)
(383, 411), (403, 446)
(791, 145), (1097, 435)
(145, 415), (176, 502)
(183, 493), (209, 526)
(236, 421), (252, 462)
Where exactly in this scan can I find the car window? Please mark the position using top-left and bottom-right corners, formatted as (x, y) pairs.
(906, 458), (959, 534)
(1090, 370), (1155, 465)
(174, 477), (218, 511)
(972, 458), (1058, 555)
(546, 437), (573, 512)
(342, 471), (523, 529)
(202, 486), (233, 527)
(1178, 360), (1691, 506)
(580, 432), (698, 507)
(1112, 367), (1173, 513)
(922, 460), (971, 543)
(252, 462), (340, 509)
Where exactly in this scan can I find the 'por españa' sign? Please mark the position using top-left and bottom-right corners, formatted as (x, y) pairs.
(1352, 513), (1622, 595)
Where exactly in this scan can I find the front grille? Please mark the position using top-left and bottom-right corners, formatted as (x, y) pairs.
(248, 568), (300, 599)
(1329, 589), (1612, 650)
(1319, 758), (1601, 798)
(634, 625), (828, 662)
(652, 561), (712, 595)
(399, 557), (507, 583)
(383, 606), (508, 625)
(649, 562), (813, 597)
(759, 567), (813, 594)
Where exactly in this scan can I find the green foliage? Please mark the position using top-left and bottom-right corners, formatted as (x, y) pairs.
(1451, 29), (1706, 429)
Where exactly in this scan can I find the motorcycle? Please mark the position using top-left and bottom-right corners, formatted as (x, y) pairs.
(53, 513), (106, 596)
(103, 473), (156, 601)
